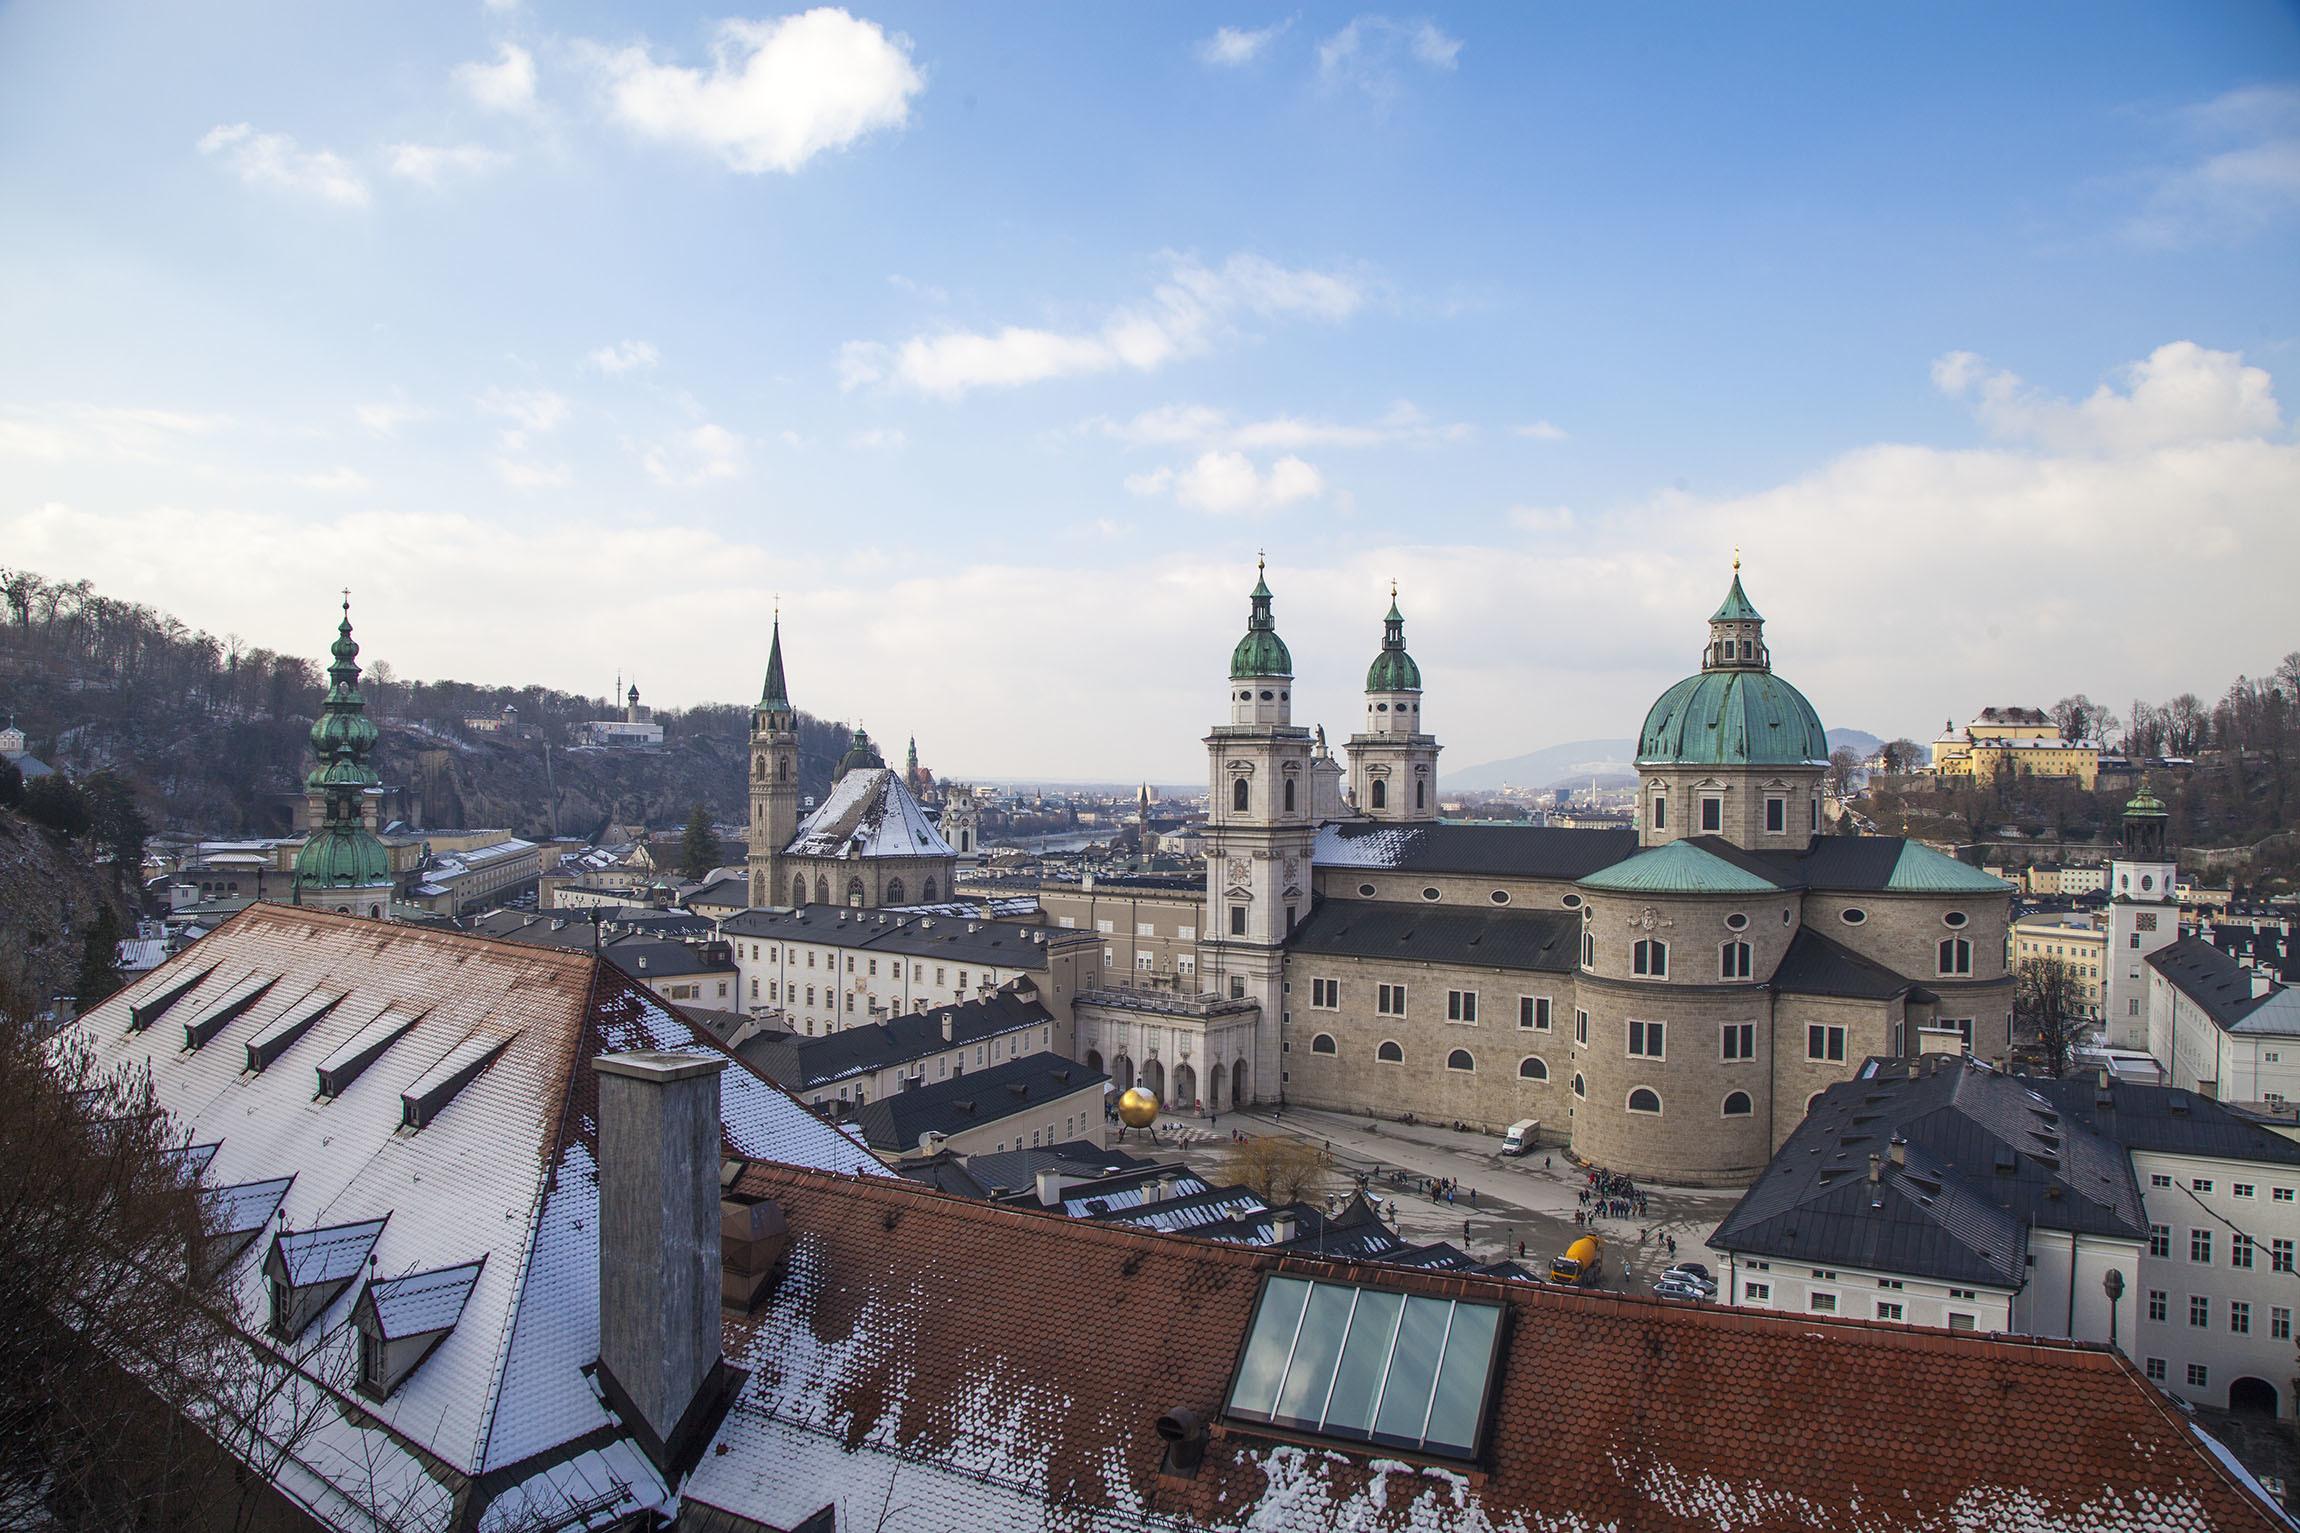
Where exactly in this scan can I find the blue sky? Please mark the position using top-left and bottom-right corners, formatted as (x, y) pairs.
(2, 2), (2296, 779)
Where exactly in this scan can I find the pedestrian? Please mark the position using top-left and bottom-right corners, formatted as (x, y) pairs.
(1518, 1240), (1527, 1259)
(1463, 1219), (1472, 1243)
(1544, 1156), (1552, 1170)
(1469, 1187), (1477, 1206)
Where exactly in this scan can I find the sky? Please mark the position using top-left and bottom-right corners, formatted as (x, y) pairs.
(1, 2), (2296, 782)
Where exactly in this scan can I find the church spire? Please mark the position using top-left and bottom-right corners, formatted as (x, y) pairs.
(293, 594), (391, 907)
(761, 610), (790, 712)
(1229, 553), (1293, 680)
(1705, 558), (1769, 672)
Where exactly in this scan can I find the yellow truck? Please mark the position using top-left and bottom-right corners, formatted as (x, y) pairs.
(1548, 1234), (1605, 1287)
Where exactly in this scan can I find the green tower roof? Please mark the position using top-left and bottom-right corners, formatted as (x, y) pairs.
(837, 726), (886, 779)
(1365, 584), (1423, 692)
(1637, 669), (1829, 768)
(1229, 559), (1294, 679)
(2124, 782), (2169, 817)
(761, 614), (790, 711)
(1711, 568), (1762, 623)
(295, 597), (390, 896)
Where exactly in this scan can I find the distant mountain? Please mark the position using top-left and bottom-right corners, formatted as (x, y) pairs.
(1444, 739), (1637, 793)
(1826, 728), (1882, 758)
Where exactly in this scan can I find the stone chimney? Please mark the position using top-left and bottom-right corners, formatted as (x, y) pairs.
(940, 1010), (955, 1042)
(594, 1051), (730, 1471)
(1268, 1209), (1299, 1244)
(1035, 1168), (1073, 1207)
(2255, 969), (2278, 999)
(1888, 1134), (1907, 1168)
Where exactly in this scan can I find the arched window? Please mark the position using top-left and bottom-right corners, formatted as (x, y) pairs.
(753, 755), (765, 779)
(1519, 1056), (1548, 1081)
(1415, 780), (1426, 809)
(1572, 1073), (1586, 1098)
(1581, 932), (1595, 968)
(1633, 939), (1668, 977)
(1651, 796), (1666, 830)
(1283, 778), (1296, 812)
(1938, 937), (1972, 976)
(1720, 941), (1752, 980)
(792, 877), (807, 907)
(1371, 780), (1387, 809)
(1233, 778), (1250, 813)
(1446, 1049), (1475, 1073)
(815, 875), (830, 905)
(1311, 1033), (1337, 1054)
(780, 756), (791, 781)
(1722, 1091), (1753, 1117)
(1627, 1088), (1662, 1115)
(886, 878), (905, 905)
(1376, 1040), (1403, 1063)
(1086, 1050), (1104, 1073)
(845, 877), (864, 906)
(922, 876), (937, 902)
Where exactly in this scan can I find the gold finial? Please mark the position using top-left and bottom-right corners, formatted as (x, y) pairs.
(1257, 548), (1265, 575)
(1390, 577), (1398, 602)
(1732, 546), (1741, 573)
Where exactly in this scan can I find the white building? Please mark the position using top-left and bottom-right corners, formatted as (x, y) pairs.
(2148, 935), (2300, 1107)
(2107, 785), (2180, 1049)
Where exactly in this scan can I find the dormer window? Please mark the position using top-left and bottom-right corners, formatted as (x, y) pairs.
(352, 1260), (484, 1401)
(263, 1218), (387, 1339)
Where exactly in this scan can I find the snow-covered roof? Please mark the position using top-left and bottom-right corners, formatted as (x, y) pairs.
(785, 766), (955, 861)
(68, 904), (883, 1533)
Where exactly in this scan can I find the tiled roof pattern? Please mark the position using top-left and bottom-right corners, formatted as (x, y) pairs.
(1286, 900), (1578, 973)
(691, 1162), (2283, 1532)
(1577, 838), (1784, 894)
(1312, 821), (1638, 879)
(368, 1261), (484, 1340)
(1769, 926), (1919, 999)
(274, 1218), (387, 1287)
(849, 1051), (1107, 1152)
(1887, 840), (2017, 893)
(735, 988), (1052, 1089)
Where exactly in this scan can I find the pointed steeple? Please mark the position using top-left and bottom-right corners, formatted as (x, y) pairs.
(1704, 555), (1769, 672)
(293, 594), (390, 903)
(907, 736), (919, 771)
(761, 611), (790, 712)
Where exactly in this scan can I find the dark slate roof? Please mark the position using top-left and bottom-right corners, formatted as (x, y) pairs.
(2148, 936), (2291, 1031)
(850, 1052), (1108, 1152)
(1712, 1056), (2148, 1288)
(1313, 821), (1637, 880)
(1769, 927), (1918, 1001)
(686, 875), (750, 908)
(2031, 1074), (2300, 1166)
(603, 940), (734, 980)
(720, 906), (1076, 969)
(963, 1140), (1157, 1196)
(734, 989), (1054, 1090)
(892, 1153), (996, 1198)
(1286, 900), (1579, 973)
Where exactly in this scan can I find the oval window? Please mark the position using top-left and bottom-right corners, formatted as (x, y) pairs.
(1725, 912), (1748, 931)
(1357, 882), (1376, 897)
(1562, 893), (1583, 909)
(1942, 911), (1968, 929)
(1490, 890), (1511, 905)
(1281, 691), (1289, 701)
(1422, 887), (1442, 902)
(1377, 702), (1390, 712)
(1840, 908), (1868, 926)
(1259, 690), (1274, 701)
(2141, 875), (2154, 891)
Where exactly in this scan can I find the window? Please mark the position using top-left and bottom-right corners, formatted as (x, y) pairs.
(2275, 1308), (2292, 1341)
(2278, 1188), (2296, 1203)
(1628, 1020), (1665, 1059)
(1745, 1281), (1770, 1302)
(1725, 912), (1748, 931)
(1224, 1276), (1504, 1459)
(1519, 1056), (1548, 1081)
(1371, 780), (1387, 810)
(1937, 938), (1972, 976)
(1572, 1073), (1585, 1098)
(2190, 1295), (2210, 1327)
(1807, 1025), (1846, 1062)
(1233, 778), (1250, 812)
(1231, 906), (1247, 936)
(1722, 1090), (1753, 1117)
(1446, 1049), (1475, 1073)
(1283, 779), (1296, 813)
(1700, 796), (1723, 832)
(1311, 978), (1340, 1009)
(1581, 932), (1595, 967)
(2191, 1178), (2213, 1193)
(2273, 1239), (2294, 1273)
(1765, 796), (1786, 833)
(1650, 796), (1665, 830)
(1377, 984), (1407, 1016)
(2150, 1173), (2172, 1188)
(2191, 1229), (2213, 1264)
(2233, 1234), (2255, 1270)
(1632, 939), (1667, 977)
(1720, 941), (1752, 980)
(1311, 1033), (1336, 1055)
(2231, 1301), (2251, 1335)
(1722, 1022), (1755, 1060)
(1421, 887), (1441, 903)
(2149, 1224), (2170, 1258)
(2146, 1358), (2167, 1382)
(1521, 996), (1551, 1030)
(1840, 908), (1867, 926)
(1942, 911), (1968, 929)
(1574, 1009), (1589, 1046)
(1876, 1300), (1903, 1322)
(2148, 1290), (2168, 1322)
(1447, 990), (1478, 1023)
(1376, 1040), (1403, 1063)
(1627, 1087), (1661, 1115)
(1947, 1314), (1976, 1332)
(2188, 1364), (2210, 1389)
(1808, 1292), (1837, 1313)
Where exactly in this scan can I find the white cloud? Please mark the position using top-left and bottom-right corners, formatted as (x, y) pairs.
(644, 423), (746, 486)
(1933, 341), (2280, 454)
(476, 387), (571, 435)
(590, 9), (923, 174)
(293, 467), (373, 493)
(587, 340), (661, 375)
(2129, 85), (2300, 247)
(1507, 504), (1573, 533)
(1198, 19), (1292, 66)
(495, 458), (572, 490)
(842, 252), (1366, 397)
(1317, 16), (1461, 105)
(197, 123), (368, 207)
(1128, 450), (1323, 515)
(457, 42), (538, 113)
(355, 402), (430, 436)
(1513, 419), (1568, 442)
(0, 404), (229, 463)
(386, 142), (512, 184)
(1098, 399), (1467, 452)
(845, 426), (907, 451)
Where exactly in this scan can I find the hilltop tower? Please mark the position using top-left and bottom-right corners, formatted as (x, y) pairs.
(1202, 557), (1315, 1107)
(292, 597), (393, 918)
(1347, 583), (1440, 822)
(746, 615), (801, 908)
(2113, 782), (2180, 1052)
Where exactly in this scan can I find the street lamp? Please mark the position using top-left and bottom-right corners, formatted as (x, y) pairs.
(2103, 1268), (2125, 1351)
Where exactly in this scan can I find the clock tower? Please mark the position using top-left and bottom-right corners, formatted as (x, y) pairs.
(2108, 783), (2178, 1052)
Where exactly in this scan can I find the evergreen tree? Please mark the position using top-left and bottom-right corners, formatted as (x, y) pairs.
(73, 906), (122, 1011)
(80, 771), (148, 888)
(0, 757), (20, 808)
(679, 802), (717, 881)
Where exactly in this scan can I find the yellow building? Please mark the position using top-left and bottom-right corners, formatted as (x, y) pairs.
(2008, 910), (2107, 1022)
(1933, 707), (2102, 789)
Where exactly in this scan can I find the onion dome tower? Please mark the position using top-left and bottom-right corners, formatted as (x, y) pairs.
(1634, 559), (1828, 850)
(293, 596), (393, 916)
(2106, 778), (2178, 1050)
(1347, 582), (1439, 822)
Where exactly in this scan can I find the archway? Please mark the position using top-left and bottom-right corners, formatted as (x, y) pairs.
(1174, 1062), (1197, 1111)
(2229, 1377), (2279, 1415)
(816, 875), (830, 905)
(1209, 1062), (1225, 1110)
(922, 876), (937, 902)
(1231, 1057), (1248, 1107)
(846, 876), (865, 906)
(1086, 1049), (1104, 1075)
(1113, 1054), (1135, 1091)
(793, 877), (807, 907)
(1143, 1058), (1166, 1103)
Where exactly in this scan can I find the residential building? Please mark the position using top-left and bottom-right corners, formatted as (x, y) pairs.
(2010, 909), (2108, 1021)
(848, 1051), (1109, 1160)
(1932, 706), (2104, 788)
(2149, 936), (2300, 1107)
(605, 938), (741, 1010)
(577, 682), (665, 747)
(734, 985), (1063, 1110)
(400, 836), (540, 916)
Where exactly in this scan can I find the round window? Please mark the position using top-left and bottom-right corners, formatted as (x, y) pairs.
(1725, 913), (1748, 931)
(1422, 887), (1442, 902)
(1237, 690), (1250, 701)
(1259, 690), (1274, 701)
(1490, 890), (1511, 905)
(2141, 875), (2154, 891)
(1377, 702), (1389, 712)
(1281, 691), (1289, 700)
(1942, 911), (1969, 929)
(1840, 908), (1868, 926)
(1562, 893), (1583, 909)
(1357, 882), (1376, 897)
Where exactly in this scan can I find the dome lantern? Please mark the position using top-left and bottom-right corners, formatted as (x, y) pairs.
(1364, 581), (1423, 693)
(1228, 555), (1294, 680)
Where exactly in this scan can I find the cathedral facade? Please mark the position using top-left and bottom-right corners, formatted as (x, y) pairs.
(1164, 561), (2014, 1184)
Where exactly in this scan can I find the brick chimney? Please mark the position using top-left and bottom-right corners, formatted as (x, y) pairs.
(594, 1051), (731, 1472)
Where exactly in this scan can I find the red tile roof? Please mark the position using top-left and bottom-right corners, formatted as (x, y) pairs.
(694, 1162), (2285, 1532)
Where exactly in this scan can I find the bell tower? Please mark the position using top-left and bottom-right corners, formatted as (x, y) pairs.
(1203, 557), (1315, 1107)
(2109, 781), (2179, 1052)
(1347, 583), (1440, 822)
(747, 613), (800, 909)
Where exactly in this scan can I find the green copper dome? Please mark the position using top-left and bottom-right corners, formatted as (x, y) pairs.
(1712, 571), (1762, 623)
(294, 598), (391, 898)
(1229, 563), (1293, 679)
(837, 726), (886, 778)
(2123, 782), (2169, 818)
(1637, 670), (1829, 767)
(1365, 590), (1422, 692)
(295, 823), (393, 889)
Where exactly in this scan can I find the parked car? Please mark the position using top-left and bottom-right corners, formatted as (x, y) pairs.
(1663, 1262), (1715, 1288)
(1652, 1275), (1709, 1301)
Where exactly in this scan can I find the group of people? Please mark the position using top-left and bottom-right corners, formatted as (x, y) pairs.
(1419, 1174), (1475, 1206)
(1577, 1167), (1647, 1223)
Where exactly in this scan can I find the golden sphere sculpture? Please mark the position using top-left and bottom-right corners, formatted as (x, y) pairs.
(1116, 1086), (1160, 1128)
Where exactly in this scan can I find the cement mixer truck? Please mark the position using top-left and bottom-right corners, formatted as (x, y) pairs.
(1548, 1234), (1605, 1288)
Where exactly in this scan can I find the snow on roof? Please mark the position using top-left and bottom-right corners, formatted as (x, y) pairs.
(367, 1261), (483, 1340)
(785, 766), (956, 861)
(68, 904), (882, 1532)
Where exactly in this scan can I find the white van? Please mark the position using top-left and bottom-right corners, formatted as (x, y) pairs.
(1501, 1118), (1539, 1156)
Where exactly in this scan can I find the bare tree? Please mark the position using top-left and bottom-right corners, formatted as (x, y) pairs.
(1827, 747), (1862, 796)
(1222, 1136), (1334, 1207)
(2050, 694), (2099, 743)
(1880, 738), (1924, 774)
(2015, 955), (2085, 1078)
(2163, 693), (2209, 757)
